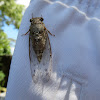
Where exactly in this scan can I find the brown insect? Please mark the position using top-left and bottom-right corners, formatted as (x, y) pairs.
(23, 15), (55, 63)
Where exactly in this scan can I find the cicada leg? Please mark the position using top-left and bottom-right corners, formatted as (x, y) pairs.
(44, 27), (55, 36)
(47, 30), (55, 36)
(21, 30), (30, 36)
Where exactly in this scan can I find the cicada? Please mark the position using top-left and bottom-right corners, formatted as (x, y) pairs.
(22, 14), (55, 83)
(23, 15), (55, 63)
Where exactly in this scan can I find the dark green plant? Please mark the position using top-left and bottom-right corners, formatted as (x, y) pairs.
(0, 31), (11, 55)
(0, 71), (5, 81)
(0, 56), (12, 87)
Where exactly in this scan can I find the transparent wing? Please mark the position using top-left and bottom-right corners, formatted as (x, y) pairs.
(29, 33), (52, 84)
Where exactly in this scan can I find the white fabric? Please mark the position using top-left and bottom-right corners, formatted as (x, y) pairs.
(5, 0), (100, 100)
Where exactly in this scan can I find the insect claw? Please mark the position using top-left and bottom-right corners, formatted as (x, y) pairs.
(21, 34), (26, 36)
(21, 33), (28, 36)
(46, 28), (55, 36)
(52, 34), (55, 36)
(21, 30), (30, 36)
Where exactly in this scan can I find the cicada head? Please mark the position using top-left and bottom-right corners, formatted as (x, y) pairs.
(30, 17), (44, 25)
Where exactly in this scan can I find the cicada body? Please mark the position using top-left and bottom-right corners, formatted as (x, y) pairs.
(29, 17), (48, 62)
(25, 16), (55, 63)
(22, 15), (55, 84)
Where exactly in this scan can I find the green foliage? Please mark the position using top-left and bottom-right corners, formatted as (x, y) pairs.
(0, 71), (5, 88)
(0, 71), (5, 82)
(0, 0), (25, 55)
(0, 55), (12, 87)
(0, 0), (25, 88)
(0, 31), (11, 55)
(0, 0), (25, 29)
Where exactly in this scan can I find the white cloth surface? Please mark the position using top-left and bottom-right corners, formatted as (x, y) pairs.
(5, 0), (100, 100)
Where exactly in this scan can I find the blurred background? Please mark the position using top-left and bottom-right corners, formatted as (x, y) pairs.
(0, 0), (30, 99)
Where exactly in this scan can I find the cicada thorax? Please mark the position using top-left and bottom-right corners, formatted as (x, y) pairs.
(30, 22), (48, 62)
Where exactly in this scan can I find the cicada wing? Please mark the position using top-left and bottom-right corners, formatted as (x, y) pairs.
(29, 33), (52, 84)
(40, 34), (53, 82)
(29, 34), (40, 83)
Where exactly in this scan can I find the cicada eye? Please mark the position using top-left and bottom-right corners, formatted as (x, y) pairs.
(40, 17), (44, 21)
(30, 19), (32, 22)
